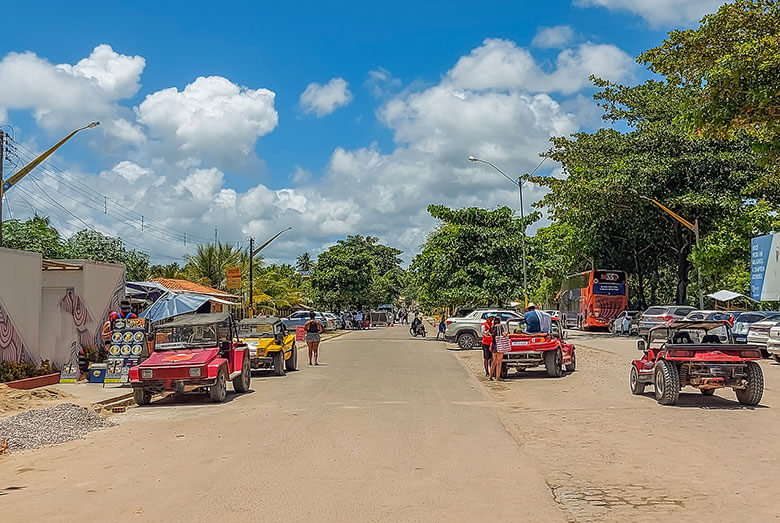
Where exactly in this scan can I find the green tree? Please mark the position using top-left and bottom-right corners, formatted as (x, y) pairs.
(310, 235), (404, 310)
(63, 229), (150, 280)
(410, 205), (530, 309)
(538, 78), (776, 305)
(183, 242), (242, 289)
(1, 215), (64, 258)
(296, 252), (314, 273)
(640, 0), (780, 165)
(148, 262), (187, 279)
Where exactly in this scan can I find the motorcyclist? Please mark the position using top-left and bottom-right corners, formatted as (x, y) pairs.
(411, 313), (423, 335)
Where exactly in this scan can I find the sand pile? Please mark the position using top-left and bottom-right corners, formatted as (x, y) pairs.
(0, 384), (72, 416)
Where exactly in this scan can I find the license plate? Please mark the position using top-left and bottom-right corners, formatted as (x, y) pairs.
(512, 340), (528, 346)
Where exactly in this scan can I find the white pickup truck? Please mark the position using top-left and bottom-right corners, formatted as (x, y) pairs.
(444, 309), (522, 349)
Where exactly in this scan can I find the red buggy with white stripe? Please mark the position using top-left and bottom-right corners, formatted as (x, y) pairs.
(499, 318), (576, 379)
(129, 312), (251, 405)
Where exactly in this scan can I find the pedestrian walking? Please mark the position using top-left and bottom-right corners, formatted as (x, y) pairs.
(303, 311), (323, 365)
(480, 315), (493, 377)
(489, 316), (505, 381)
(436, 316), (446, 340)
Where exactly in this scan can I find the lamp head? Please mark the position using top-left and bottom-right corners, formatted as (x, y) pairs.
(87, 122), (100, 128)
(467, 155), (479, 162)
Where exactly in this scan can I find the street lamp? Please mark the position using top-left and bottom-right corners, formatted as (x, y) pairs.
(0, 121), (100, 246)
(468, 155), (546, 306)
(641, 196), (704, 309)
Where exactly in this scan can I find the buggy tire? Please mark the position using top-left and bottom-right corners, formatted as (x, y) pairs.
(457, 331), (476, 350)
(773, 354), (780, 363)
(544, 349), (563, 377)
(273, 350), (286, 376)
(700, 388), (715, 396)
(735, 361), (763, 406)
(565, 348), (576, 373)
(134, 387), (152, 406)
(210, 367), (227, 402)
(653, 359), (680, 405)
(500, 363), (508, 379)
(285, 342), (298, 371)
(629, 366), (645, 395)
(232, 352), (251, 393)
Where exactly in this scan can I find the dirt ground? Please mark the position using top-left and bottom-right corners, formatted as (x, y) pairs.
(0, 384), (72, 417)
(453, 331), (780, 522)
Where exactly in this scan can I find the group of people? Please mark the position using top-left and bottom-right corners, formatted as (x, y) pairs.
(480, 304), (551, 381)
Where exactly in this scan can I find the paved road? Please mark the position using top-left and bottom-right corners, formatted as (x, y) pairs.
(0, 326), (563, 522)
(454, 330), (780, 521)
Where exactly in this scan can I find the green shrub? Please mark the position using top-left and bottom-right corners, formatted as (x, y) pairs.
(0, 360), (59, 383)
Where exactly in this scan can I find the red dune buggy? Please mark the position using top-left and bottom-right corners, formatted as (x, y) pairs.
(129, 312), (251, 405)
(500, 317), (576, 379)
(630, 320), (764, 406)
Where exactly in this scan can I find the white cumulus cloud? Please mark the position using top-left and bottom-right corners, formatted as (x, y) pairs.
(532, 25), (575, 48)
(136, 76), (278, 166)
(300, 77), (353, 117)
(575, 0), (723, 27)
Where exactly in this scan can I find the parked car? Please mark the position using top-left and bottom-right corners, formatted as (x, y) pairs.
(747, 316), (780, 355)
(630, 319), (764, 406)
(733, 311), (780, 343)
(444, 309), (521, 349)
(129, 312), (251, 405)
(609, 310), (640, 335)
(237, 316), (297, 375)
(282, 311), (333, 331)
(767, 323), (780, 360)
(323, 312), (344, 330)
(543, 310), (561, 319)
(684, 310), (736, 325)
(638, 305), (695, 337)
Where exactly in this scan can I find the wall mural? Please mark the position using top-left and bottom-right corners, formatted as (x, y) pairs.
(92, 273), (126, 350)
(0, 297), (32, 363)
(59, 289), (94, 348)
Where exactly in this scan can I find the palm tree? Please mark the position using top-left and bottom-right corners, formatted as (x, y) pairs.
(296, 252), (314, 273)
(184, 242), (242, 289)
(148, 262), (186, 279)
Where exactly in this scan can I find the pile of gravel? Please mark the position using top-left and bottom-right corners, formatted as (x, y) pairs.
(0, 403), (115, 453)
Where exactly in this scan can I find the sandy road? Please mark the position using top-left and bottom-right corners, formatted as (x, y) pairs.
(0, 326), (563, 522)
(454, 330), (780, 522)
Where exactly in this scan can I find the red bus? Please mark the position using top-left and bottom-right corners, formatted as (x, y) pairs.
(559, 270), (628, 330)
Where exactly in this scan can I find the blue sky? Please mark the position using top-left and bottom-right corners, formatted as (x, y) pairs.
(0, 0), (723, 264)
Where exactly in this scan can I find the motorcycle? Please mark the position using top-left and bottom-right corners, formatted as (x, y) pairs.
(410, 323), (426, 337)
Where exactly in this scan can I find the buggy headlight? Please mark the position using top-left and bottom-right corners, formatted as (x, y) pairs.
(141, 369), (154, 379)
(189, 367), (202, 377)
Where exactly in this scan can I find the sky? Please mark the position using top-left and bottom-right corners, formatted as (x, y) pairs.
(0, 0), (725, 265)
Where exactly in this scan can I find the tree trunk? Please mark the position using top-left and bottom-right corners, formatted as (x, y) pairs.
(675, 224), (692, 306)
(633, 251), (647, 311)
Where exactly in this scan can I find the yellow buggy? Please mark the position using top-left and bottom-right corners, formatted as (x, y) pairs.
(237, 316), (297, 375)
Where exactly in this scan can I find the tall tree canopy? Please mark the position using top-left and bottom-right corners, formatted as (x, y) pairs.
(536, 78), (778, 306)
(640, 0), (780, 163)
(410, 205), (532, 309)
(311, 235), (403, 310)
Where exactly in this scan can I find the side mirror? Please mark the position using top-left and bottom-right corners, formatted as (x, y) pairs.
(636, 339), (646, 352)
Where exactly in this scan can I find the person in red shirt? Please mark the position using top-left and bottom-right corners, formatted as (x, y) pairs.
(480, 316), (494, 377)
(102, 300), (138, 350)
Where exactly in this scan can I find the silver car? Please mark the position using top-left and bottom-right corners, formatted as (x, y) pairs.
(638, 305), (695, 337)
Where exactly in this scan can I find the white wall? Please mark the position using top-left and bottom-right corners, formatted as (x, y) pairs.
(0, 248), (42, 363)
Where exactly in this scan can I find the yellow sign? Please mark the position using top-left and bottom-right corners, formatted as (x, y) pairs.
(226, 276), (242, 290)
(226, 266), (242, 278)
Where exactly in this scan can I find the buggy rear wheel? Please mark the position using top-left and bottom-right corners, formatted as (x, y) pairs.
(210, 367), (227, 402)
(629, 366), (645, 395)
(232, 352), (251, 393)
(653, 360), (680, 405)
(134, 387), (152, 406)
(735, 361), (763, 406)
(273, 350), (286, 376)
(544, 349), (563, 378)
(565, 348), (576, 373)
(285, 342), (298, 371)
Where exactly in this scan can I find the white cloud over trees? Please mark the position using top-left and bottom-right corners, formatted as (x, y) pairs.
(299, 77), (353, 117)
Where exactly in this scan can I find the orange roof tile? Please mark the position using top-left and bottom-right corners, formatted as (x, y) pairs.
(152, 278), (237, 299)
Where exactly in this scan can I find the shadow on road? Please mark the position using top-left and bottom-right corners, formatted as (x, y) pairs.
(632, 391), (769, 410)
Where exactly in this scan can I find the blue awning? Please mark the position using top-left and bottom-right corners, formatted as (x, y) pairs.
(138, 292), (211, 322)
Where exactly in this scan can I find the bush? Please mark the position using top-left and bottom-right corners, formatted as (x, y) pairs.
(0, 360), (58, 383)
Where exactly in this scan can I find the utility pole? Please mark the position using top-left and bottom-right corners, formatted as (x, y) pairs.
(214, 228), (218, 246)
(518, 175), (528, 307)
(0, 130), (4, 247)
(248, 237), (254, 318)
